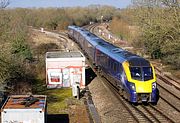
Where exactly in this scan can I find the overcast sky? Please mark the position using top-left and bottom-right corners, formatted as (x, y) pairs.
(8, 0), (132, 8)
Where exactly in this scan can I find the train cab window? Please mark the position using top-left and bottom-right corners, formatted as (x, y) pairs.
(130, 67), (142, 80)
(143, 67), (153, 81)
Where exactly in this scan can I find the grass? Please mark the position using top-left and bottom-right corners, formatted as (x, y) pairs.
(32, 79), (73, 114)
(46, 88), (72, 114)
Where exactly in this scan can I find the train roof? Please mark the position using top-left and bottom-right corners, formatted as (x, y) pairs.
(96, 42), (150, 66)
(79, 28), (103, 47)
(68, 25), (99, 46)
(128, 57), (150, 66)
(68, 25), (150, 66)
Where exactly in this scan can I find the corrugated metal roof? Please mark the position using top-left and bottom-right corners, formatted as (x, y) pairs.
(2, 95), (46, 109)
(46, 51), (83, 58)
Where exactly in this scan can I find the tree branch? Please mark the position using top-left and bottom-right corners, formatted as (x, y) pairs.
(0, 0), (9, 8)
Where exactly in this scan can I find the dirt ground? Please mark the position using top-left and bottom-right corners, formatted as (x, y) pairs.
(47, 101), (90, 123)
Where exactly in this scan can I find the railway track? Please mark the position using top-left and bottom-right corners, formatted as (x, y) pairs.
(41, 30), (78, 51)
(140, 104), (175, 123)
(100, 76), (139, 123)
(84, 23), (100, 34)
(159, 94), (180, 113)
(157, 81), (180, 102)
(99, 73), (177, 123)
(155, 67), (180, 91)
(84, 23), (180, 122)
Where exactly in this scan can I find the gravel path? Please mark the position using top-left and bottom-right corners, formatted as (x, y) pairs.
(88, 76), (130, 123)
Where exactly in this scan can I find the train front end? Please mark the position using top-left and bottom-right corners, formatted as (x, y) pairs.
(122, 58), (158, 104)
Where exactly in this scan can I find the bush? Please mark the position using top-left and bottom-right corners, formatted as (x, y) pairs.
(35, 43), (59, 55)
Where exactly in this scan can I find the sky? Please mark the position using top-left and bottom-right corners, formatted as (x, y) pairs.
(8, 0), (132, 8)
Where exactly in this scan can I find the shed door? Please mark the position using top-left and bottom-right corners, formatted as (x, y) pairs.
(70, 68), (82, 87)
(62, 68), (70, 87)
(73, 74), (81, 85)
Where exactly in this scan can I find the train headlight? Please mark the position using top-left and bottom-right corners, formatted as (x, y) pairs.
(129, 83), (136, 91)
(152, 82), (156, 89)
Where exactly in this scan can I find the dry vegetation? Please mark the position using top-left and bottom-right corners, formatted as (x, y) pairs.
(31, 31), (60, 46)
(0, 0), (179, 98)
(109, 17), (139, 42)
(0, 5), (117, 93)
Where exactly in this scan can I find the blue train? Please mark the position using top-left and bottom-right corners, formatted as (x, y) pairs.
(68, 25), (158, 104)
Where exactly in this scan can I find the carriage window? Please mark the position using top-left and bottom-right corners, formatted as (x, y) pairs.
(106, 57), (109, 66)
(113, 63), (117, 72)
(119, 65), (123, 74)
(143, 67), (153, 81)
(130, 67), (142, 80)
(110, 62), (113, 70)
(108, 60), (110, 67)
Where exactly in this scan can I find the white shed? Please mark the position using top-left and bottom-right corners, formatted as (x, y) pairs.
(46, 51), (86, 90)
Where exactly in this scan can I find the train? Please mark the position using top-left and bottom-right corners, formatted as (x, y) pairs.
(68, 25), (158, 104)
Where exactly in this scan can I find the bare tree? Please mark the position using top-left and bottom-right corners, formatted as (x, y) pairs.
(131, 0), (161, 7)
(162, 0), (180, 7)
(0, 0), (9, 8)
(131, 0), (180, 68)
(132, 0), (180, 7)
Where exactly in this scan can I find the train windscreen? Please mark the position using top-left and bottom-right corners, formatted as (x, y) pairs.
(130, 67), (153, 81)
(130, 67), (142, 81)
(143, 67), (153, 81)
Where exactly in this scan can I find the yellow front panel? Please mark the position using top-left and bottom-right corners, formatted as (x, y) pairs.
(122, 61), (156, 93)
(135, 81), (152, 93)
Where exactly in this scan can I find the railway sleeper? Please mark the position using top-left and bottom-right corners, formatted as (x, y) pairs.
(122, 90), (128, 100)
(118, 88), (123, 96)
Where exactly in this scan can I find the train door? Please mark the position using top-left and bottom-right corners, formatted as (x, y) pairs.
(113, 62), (119, 79)
(109, 58), (114, 75)
(108, 59), (120, 79)
(79, 35), (85, 49)
(87, 42), (94, 60)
